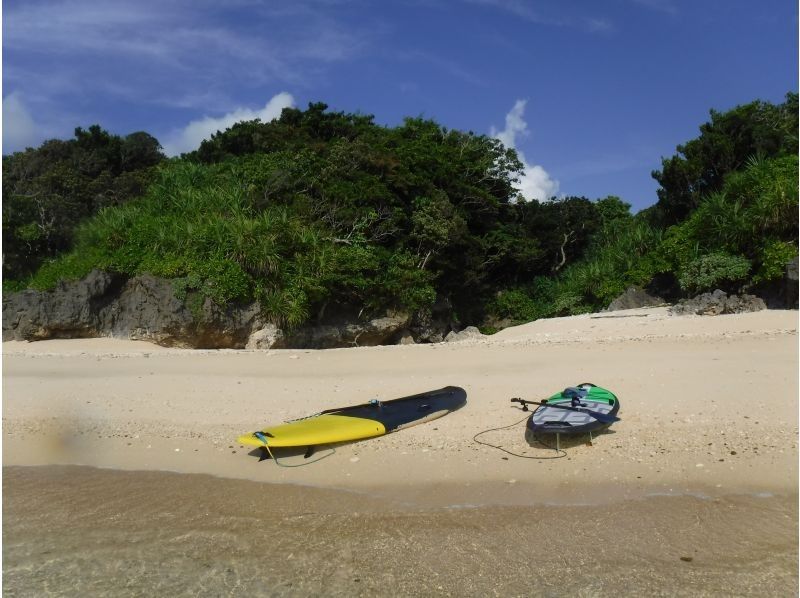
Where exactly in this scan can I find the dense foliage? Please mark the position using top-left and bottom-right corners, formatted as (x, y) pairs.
(648, 93), (797, 226)
(3, 125), (164, 281)
(4, 95), (797, 332)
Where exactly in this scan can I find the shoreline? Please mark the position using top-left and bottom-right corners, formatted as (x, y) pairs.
(4, 462), (796, 511)
(4, 461), (797, 512)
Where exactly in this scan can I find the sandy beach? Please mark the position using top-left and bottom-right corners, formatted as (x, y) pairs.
(3, 307), (798, 595)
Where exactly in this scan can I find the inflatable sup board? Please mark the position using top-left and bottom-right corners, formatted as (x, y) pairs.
(527, 383), (619, 436)
(237, 386), (466, 451)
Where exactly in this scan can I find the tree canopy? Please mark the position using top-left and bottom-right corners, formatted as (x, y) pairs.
(650, 93), (797, 226)
(3, 126), (164, 280)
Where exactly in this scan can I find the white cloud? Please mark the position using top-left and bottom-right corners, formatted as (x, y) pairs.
(491, 99), (559, 201)
(2, 92), (42, 153)
(493, 99), (528, 149)
(162, 92), (296, 156)
(4, 0), (361, 120)
(517, 164), (559, 201)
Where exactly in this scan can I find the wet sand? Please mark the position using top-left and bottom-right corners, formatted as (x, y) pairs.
(3, 466), (797, 597)
(3, 307), (798, 595)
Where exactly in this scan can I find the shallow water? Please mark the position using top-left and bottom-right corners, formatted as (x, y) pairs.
(3, 465), (797, 597)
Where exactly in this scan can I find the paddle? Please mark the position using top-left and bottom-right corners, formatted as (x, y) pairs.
(510, 397), (620, 424)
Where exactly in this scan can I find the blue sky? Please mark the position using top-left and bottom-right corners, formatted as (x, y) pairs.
(3, 0), (797, 211)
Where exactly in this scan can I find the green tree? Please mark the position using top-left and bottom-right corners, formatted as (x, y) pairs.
(651, 93), (797, 225)
(660, 154), (798, 286)
(678, 252), (751, 295)
(513, 196), (601, 273)
(3, 126), (165, 280)
(594, 195), (632, 227)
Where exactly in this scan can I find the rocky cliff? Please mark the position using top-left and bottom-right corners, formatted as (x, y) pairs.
(2, 270), (436, 349)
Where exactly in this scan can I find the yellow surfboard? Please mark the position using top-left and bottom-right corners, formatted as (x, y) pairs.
(237, 386), (466, 451)
(237, 413), (386, 448)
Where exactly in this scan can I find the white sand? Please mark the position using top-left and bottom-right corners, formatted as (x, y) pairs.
(3, 307), (798, 506)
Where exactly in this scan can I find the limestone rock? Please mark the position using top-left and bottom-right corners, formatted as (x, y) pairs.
(2, 270), (263, 348)
(245, 324), (284, 349)
(407, 302), (452, 343)
(444, 326), (484, 343)
(396, 331), (416, 345)
(279, 312), (411, 349)
(108, 275), (194, 346)
(606, 286), (665, 311)
(3, 270), (426, 349)
(786, 257), (798, 309)
(669, 290), (766, 316)
(2, 270), (120, 341)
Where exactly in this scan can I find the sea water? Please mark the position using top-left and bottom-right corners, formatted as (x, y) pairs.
(4, 465), (797, 597)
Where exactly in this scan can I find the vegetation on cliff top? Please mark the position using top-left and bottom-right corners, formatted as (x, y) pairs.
(3, 94), (797, 330)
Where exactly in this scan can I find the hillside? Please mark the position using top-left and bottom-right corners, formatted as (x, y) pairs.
(3, 95), (797, 347)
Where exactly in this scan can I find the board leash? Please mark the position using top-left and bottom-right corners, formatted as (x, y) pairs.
(260, 442), (337, 467)
(472, 413), (567, 460)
